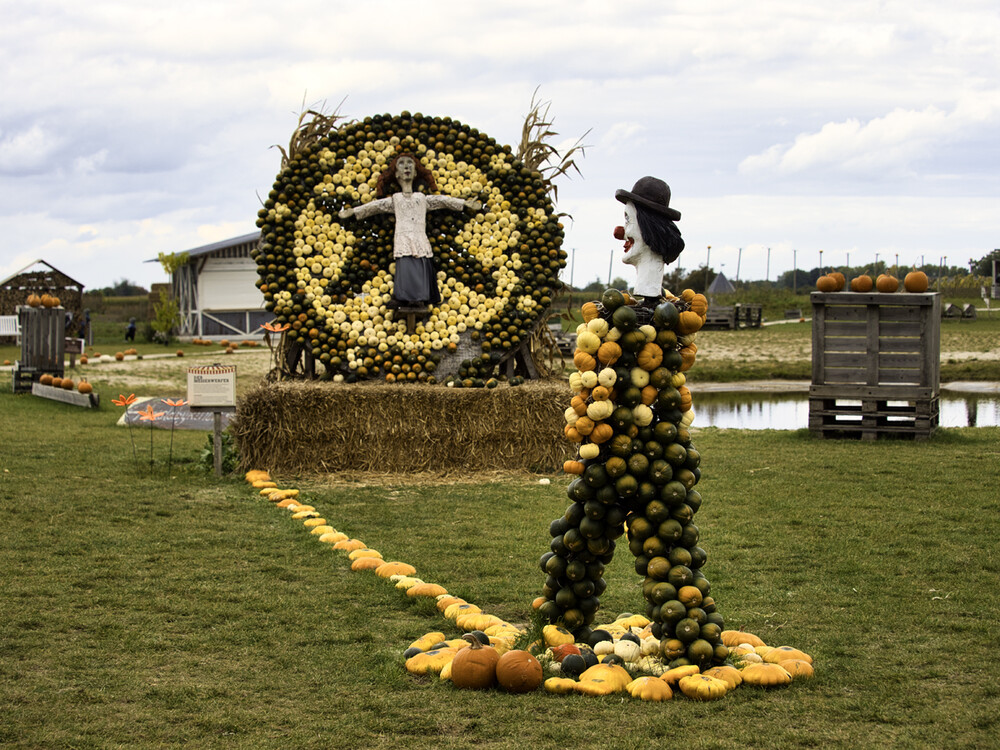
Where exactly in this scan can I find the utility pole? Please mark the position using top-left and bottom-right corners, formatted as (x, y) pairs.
(766, 248), (771, 283)
(570, 248), (576, 289)
(705, 246), (711, 291)
(793, 249), (797, 294)
(819, 249), (824, 276)
(607, 249), (614, 286)
(736, 248), (742, 282)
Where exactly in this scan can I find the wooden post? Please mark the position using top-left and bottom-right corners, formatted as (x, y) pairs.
(213, 411), (223, 477)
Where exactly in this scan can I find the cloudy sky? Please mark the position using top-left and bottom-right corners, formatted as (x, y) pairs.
(1, 0), (997, 292)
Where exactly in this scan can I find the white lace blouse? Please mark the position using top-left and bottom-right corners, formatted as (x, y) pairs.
(352, 192), (466, 258)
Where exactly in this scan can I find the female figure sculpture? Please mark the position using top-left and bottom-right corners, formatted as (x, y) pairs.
(339, 153), (480, 308)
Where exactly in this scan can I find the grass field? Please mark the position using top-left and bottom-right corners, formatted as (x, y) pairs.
(2, 371), (999, 748)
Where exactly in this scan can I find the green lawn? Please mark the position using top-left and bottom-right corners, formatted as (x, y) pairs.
(1, 380), (998, 748)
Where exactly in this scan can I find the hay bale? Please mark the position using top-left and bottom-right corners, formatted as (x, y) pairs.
(230, 380), (573, 475)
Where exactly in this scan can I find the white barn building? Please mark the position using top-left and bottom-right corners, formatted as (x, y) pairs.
(169, 232), (269, 338)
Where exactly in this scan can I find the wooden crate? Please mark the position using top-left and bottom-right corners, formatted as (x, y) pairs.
(809, 291), (940, 439)
(808, 394), (939, 440)
(18, 305), (66, 373)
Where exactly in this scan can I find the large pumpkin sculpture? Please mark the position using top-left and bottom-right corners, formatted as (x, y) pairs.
(534, 175), (729, 670)
(254, 110), (568, 383)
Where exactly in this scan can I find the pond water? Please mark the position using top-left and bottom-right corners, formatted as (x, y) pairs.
(691, 389), (1000, 430)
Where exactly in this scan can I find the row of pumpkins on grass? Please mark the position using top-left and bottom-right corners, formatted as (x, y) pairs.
(244, 469), (815, 700)
(816, 270), (929, 293)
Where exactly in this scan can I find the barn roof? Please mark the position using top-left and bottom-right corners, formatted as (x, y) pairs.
(145, 232), (261, 263)
(0, 259), (85, 290)
(181, 232), (261, 258)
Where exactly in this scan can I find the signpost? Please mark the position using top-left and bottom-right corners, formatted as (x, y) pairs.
(187, 364), (236, 476)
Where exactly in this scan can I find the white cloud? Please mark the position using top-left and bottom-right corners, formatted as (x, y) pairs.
(1, 1), (998, 290)
(0, 125), (63, 174)
(739, 95), (999, 178)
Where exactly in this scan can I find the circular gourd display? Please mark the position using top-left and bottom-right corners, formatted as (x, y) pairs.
(254, 112), (566, 382)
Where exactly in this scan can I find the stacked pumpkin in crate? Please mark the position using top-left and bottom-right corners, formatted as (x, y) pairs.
(534, 287), (729, 670)
(817, 270), (930, 293)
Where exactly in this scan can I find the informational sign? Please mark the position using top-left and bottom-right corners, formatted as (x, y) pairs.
(187, 364), (236, 408)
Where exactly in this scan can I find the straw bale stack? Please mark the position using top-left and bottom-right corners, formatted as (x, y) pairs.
(231, 380), (572, 474)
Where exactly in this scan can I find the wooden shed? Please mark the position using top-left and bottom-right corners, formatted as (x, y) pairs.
(0, 260), (85, 342)
(164, 233), (269, 339)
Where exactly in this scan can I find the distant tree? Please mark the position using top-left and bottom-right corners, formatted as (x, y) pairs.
(97, 278), (148, 296)
(972, 249), (1000, 278)
(581, 276), (630, 293)
(776, 268), (813, 292)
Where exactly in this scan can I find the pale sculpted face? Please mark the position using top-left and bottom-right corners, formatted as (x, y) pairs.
(395, 156), (416, 184)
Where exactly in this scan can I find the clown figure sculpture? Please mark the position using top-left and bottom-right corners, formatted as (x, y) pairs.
(613, 176), (685, 303)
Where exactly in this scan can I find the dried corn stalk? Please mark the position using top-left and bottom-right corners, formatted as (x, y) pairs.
(516, 87), (590, 203)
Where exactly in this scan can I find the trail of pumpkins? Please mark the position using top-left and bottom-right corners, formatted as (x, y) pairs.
(244, 470), (815, 700)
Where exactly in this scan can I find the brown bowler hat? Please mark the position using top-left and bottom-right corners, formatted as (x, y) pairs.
(615, 176), (681, 221)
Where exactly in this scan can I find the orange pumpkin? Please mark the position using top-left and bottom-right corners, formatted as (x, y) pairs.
(26, 293), (41, 307)
(679, 345), (697, 372)
(590, 385), (611, 402)
(904, 270), (928, 293)
(451, 635), (500, 689)
(676, 311), (704, 335)
(816, 275), (837, 292)
(590, 422), (614, 444)
(580, 301), (600, 323)
(77, 379), (93, 395)
(678, 386), (692, 412)
(573, 349), (597, 372)
(495, 650), (543, 693)
(570, 395), (588, 416)
(573, 416), (595, 436)
(597, 341), (622, 365)
(876, 274), (899, 293)
(689, 294), (708, 316)
(830, 272), (846, 291)
(636, 342), (663, 371)
(850, 275), (874, 292)
(563, 460), (585, 475)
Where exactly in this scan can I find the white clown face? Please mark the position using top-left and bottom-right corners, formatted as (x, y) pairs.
(621, 202), (652, 268)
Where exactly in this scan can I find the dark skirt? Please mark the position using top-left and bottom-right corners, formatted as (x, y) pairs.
(394, 256), (441, 305)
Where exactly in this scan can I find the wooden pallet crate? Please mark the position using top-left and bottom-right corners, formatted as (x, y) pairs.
(808, 394), (939, 440)
(809, 291), (941, 439)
